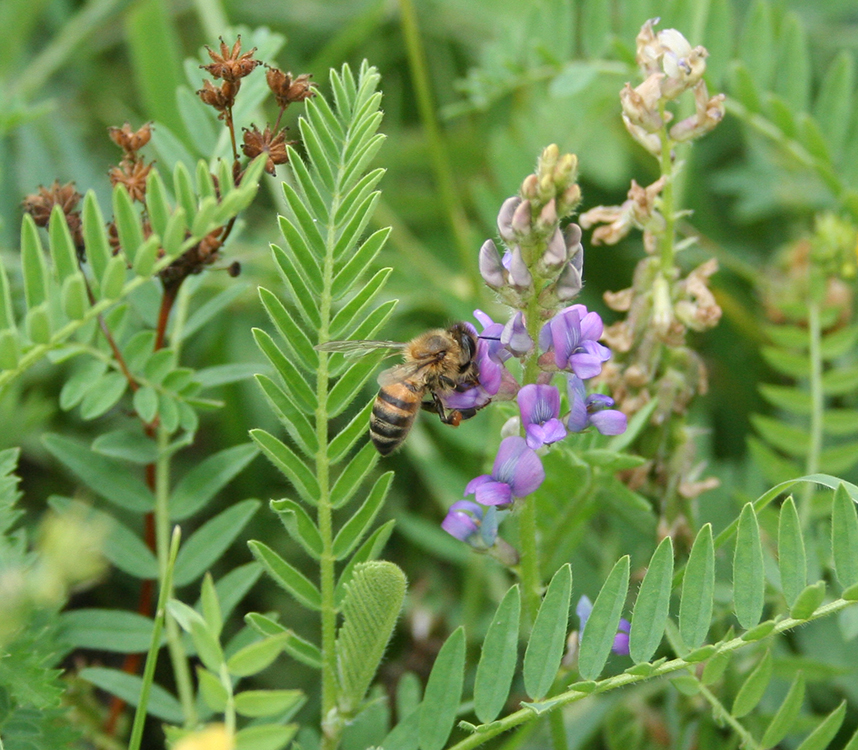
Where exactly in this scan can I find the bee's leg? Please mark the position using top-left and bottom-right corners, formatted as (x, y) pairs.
(421, 393), (464, 426)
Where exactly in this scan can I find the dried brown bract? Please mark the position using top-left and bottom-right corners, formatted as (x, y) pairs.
(241, 125), (291, 175)
(198, 79), (236, 117)
(108, 122), (152, 157)
(201, 36), (260, 83)
(266, 68), (315, 109)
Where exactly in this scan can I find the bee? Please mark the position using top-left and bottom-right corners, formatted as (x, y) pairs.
(317, 323), (482, 455)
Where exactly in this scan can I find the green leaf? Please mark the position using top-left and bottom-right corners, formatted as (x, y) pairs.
(270, 244), (321, 329)
(790, 581), (826, 619)
(758, 384), (811, 415)
(761, 671), (805, 748)
(330, 267), (392, 339)
(796, 700), (847, 750)
(814, 51), (853, 157)
(474, 584), (520, 723)
(276, 216), (323, 294)
(332, 471), (392, 558)
(227, 633), (290, 677)
(333, 192), (381, 261)
(271, 498), (324, 558)
(821, 366), (858, 396)
(196, 666), (228, 712)
(774, 13), (810, 112)
(199, 573), (222, 641)
(61, 273), (88, 320)
(173, 499), (260, 587)
(60, 358), (108, 410)
(819, 442), (858, 475)
(133, 385), (159, 424)
(732, 649), (772, 718)
(20, 214), (49, 309)
(285, 143), (328, 220)
(80, 372), (128, 420)
(630, 536), (673, 664)
(820, 324), (858, 359)
(249, 540), (322, 610)
(234, 723), (298, 750)
(418, 626), (465, 750)
(299, 115), (337, 191)
(47, 207), (77, 283)
(234, 689), (303, 718)
(832, 484), (858, 589)
(59, 609), (155, 653)
(778, 496), (806, 607)
(740, 0), (774, 88)
(245, 613), (323, 669)
(522, 564), (572, 699)
(824, 408), (858, 436)
(254, 374), (318, 457)
(578, 557), (629, 681)
(729, 60), (762, 112)
(82, 191), (112, 292)
(42, 433), (153, 512)
(170, 443), (259, 520)
(335, 519), (396, 606)
(92, 428), (158, 464)
(330, 441), (378, 508)
(701, 647), (733, 686)
(112, 184), (145, 265)
(252, 327), (317, 413)
(101, 255), (128, 299)
(206, 562), (262, 624)
(327, 350), (387, 418)
(328, 401), (374, 464)
(680, 524), (715, 649)
(258, 286), (317, 371)
(79, 667), (182, 723)
(251, 429), (320, 506)
(281, 181), (326, 252)
(332, 227), (390, 299)
(733, 503), (765, 629)
(750, 415), (809, 458)
(333, 167), (385, 226)
(761, 346), (808, 378)
(337, 561), (407, 713)
(26, 303), (51, 344)
(340, 133), (385, 194)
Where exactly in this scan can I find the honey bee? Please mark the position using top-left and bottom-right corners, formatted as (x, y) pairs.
(317, 323), (482, 455)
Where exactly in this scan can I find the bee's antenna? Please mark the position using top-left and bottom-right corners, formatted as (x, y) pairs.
(478, 334), (502, 341)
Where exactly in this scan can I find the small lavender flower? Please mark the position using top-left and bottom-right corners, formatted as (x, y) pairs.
(576, 595), (631, 656)
(539, 304), (611, 378)
(566, 375), (628, 435)
(441, 500), (500, 549)
(518, 384), (567, 449)
(465, 436), (545, 506)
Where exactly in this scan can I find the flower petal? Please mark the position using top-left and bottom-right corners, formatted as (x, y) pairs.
(441, 509), (479, 541)
(501, 312), (533, 356)
(475, 480), (514, 506)
(590, 409), (628, 436)
(464, 474), (492, 496)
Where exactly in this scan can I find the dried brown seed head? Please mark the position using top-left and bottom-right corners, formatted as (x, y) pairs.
(202, 35), (261, 83)
(108, 159), (153, 203)
(22, 181), (81, 226)
(198, 79), (236, 116)
(266, 67), (315, 109)
(241, 125), (291, 175)
(108, 122), (153, 155)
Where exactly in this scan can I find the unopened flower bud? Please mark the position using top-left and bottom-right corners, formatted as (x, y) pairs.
(538, 173), (554, 202)
(622, 115), (662, 156)
(536, 199), (558, 232)
(500, 416), (521, 439)
(555, 261), (583, 300)
(511, 200), (532, 236)
(508, 245), (532, 289)
(557, 184), (582, 216)
(501, 311), (534, 356)
(636, 18), (662, 75)
(542, 228), (567, 268)
(669, 81), (725, 142)
(658, 29), (707, 98)
(564, 223), (583, 258)
(497, 196), (522, 243)
(479, 239), (505, 288)
(553, 153), (578, 187)
(539, 144), (560, 174)
(521, 174), (539, 200)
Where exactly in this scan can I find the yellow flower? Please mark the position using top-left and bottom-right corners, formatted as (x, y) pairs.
(173, 724), (234, 750)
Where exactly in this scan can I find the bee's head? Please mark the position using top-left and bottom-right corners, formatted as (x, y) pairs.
(448, 323), (478, 365)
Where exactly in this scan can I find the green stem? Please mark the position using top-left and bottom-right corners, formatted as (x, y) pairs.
(548, 710), (569, 750)
(801, 300), (824, 528)
(153, 426), (197, 726)
(696, 679), (762, 750)
(657, 114), (676, 274)
(445, 597), (858, 750)
(128, 527), (181, 750)
(397, 0), (475, 284)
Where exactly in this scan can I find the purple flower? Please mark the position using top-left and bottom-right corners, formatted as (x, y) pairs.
(441, 500), (501, 549)
(479, 240), (506, 288)
(539, 304), (611, 378)
(566, 375), (627, 436)
(576, 595), (631, 656)
(465, 436), (545, 506)
(518, 384), (567, 449)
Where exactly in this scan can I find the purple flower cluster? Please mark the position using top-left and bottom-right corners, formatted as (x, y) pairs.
(442, 304), (628, 548)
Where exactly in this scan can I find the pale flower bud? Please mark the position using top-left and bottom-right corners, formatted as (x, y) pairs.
(521, 174), (539, 199)
(497, 196), (522, 243)
(669, 80), (725, 142)
(536, 199), (558, 232)
(508, 245), (532, 289)
(557, 184), (582, 216)
(511, 199), (532, 236)
(542, 228), (567, 268)
(658, 28), (707, 98)
(636, 18), (662, 75)
(479, 239), (505, 288)
(620, 77), (665, 132)
(622, 114), (662, 156)
(555, 261), (583, 300)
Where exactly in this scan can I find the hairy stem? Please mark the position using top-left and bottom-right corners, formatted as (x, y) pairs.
(696, 679), (762, 750)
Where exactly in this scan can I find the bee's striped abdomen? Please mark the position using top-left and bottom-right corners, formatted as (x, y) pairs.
(370, 380), (423, 455)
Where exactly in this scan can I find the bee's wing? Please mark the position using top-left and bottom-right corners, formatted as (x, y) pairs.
(315, 339), (406, 358)
(376, 361), (427, 387)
